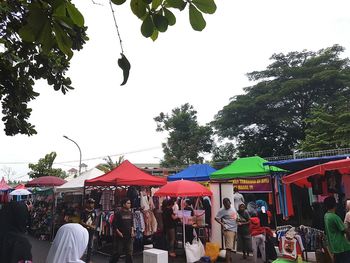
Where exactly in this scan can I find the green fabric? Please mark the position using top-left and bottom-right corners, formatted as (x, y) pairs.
(210, 156), (286, 180)
(272, 259), (307, 263)
(324, 212), (350, 254)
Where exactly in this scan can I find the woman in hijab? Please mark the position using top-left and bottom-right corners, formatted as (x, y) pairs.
(46, 223), (89, 263)
(0, 202), (32, 263)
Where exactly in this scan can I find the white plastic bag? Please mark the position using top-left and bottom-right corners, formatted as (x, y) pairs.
(185, 238), (205, 263)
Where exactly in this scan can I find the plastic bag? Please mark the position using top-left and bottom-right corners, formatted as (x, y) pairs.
(205, 242), (220, 262)
(185, 238), (205, 263)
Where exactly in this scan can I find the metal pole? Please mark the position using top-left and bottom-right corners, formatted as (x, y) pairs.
(63, 135), (82, 176)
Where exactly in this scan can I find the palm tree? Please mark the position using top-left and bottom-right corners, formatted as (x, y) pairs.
(96, 156), (124, 173)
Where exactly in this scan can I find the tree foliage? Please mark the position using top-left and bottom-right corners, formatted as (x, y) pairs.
(210, 142), (236, 169)
(0, 0), (87, 136)
(213, 45), (350, 157)
(96, 155), (125, 173)
(28, 151), (68, 179)
(154, 103), (213, 167)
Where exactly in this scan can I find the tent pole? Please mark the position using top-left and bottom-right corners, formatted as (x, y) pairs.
(269, 172), (278, 230)
(182, 197), (186, 249)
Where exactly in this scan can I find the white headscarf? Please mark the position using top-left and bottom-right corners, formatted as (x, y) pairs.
(46, 223), (89, 263)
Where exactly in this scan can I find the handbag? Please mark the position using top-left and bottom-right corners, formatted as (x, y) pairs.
(185, 238), (205, 263)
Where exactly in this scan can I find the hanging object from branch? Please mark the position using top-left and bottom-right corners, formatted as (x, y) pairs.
(118, 53), (131, 86)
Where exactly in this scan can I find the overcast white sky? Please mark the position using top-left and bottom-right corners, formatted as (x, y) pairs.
(1, 0), (350, 181)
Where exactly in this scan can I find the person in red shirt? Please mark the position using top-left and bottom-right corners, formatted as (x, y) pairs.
(249, 214), (266, 263)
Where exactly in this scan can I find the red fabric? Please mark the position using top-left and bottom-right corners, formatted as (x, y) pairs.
(15, 184), (26, 190)
(26, 176), (66, 187)
(285, 184), (294, 217)
(282, 158), (350, 186)
(154, 180), (212, 197)
(0, 177), (11, 190)
(249, 217), (265, 236)
(85, 160), (166, 187)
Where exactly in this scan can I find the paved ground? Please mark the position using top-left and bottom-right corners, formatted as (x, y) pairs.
(29, 234), (263, 263)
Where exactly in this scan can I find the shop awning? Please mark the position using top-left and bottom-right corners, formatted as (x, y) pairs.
(167, 164), (216, 182)
(282, 158), (350, 187)
(210, 156), (285, 181)
(264, 155), (349, 172)
(56, 168), (104, 193)
(85, 160), (167, 187)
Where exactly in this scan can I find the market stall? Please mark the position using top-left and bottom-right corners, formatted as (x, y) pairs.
(209, 156), (285, 248)
(154, 179), (213, 261)
(0, 177), (12, 207)
(84, 160), (167, 255)
(167, 164), (216, 182)
(26, 176), (66, 240)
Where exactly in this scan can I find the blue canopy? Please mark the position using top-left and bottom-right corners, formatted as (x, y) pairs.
(264, 155), (350, 172)
(167, 164), (216, 182)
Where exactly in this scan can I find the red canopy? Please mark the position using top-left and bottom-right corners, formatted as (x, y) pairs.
(26, 176), (66, 187)
(0, 177), (11, 191)
(282, 158), (350, 187)
(15, 184), (26, 190)
(154, 180), (212, 197)
(85, 160), (166, 187)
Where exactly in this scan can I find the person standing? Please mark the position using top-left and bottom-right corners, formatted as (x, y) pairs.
(324, 196), (350, 263)
(233, 187), (245, 211)
(0, 202), (32, 263)
(163, 199), (178, 257)
(46, 223), (89, 263)
(215, 198), (238, 263)
(184, 199), (195, 243)
(249, 213), (266, 263)
(237, 203), (251, 259)
(80, 198), (97, 263)
(110, 198), (135, 263)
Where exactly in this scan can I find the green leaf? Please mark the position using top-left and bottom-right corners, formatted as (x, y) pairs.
(38, 19), (54, 53)
(19, 25), (35, 42)
(151, 30), (159, 41)
(111, 0), (127, 4)
(163, 8), (176, 26)
(53, 23), (73, 58)
(141, 14), (154, 37)
(143, 0), (152, 4)
(130, 0), (147, 19)
(167, 0), (186, 10)
(189, 4), (206, 31)
(191, 0), (216, 14)
(153, 14), (168, 32)
(66, 2), (84, 27)
(27, 3), (47, 37)
(152, 0), (162, 9)
(53, 3), (66, 17)
(118, 53), (131, 86)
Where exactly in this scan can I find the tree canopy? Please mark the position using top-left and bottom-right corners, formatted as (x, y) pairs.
(154, 103), (213, 167)
(213, 45), (350, 157)
(0, 0), (216, 136)
(28, 151), (68, 178)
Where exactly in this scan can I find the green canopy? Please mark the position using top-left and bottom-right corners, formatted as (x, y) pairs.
(210, 156), (285, 180)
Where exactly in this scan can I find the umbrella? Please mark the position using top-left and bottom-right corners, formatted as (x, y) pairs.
(15, 184), (26, 190)
(154, 180), (212, 247)
(282, 158), (350, 186)
(154, 180), (212, 197)
(26, 176), (66, 187)
(10, 188), (32, 196)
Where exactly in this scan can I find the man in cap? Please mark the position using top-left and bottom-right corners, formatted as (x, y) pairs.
(81, 198), (97, 263)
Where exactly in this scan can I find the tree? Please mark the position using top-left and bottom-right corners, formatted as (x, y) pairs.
(1, 166), (16, 181)
(154, 103), (213, 167)
(211, 142), (236, 169)
(96, 155), (124, 173)
(213, 45), (350, 157)
(28, 151), (68, 179)
(0, 0), (216, 136)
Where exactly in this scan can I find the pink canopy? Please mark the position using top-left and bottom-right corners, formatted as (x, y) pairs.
(0, 177), (11, 191)
(15, 184), (27, 190)
(26, 176), (66, 187)
(154, 180), (212, 197)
